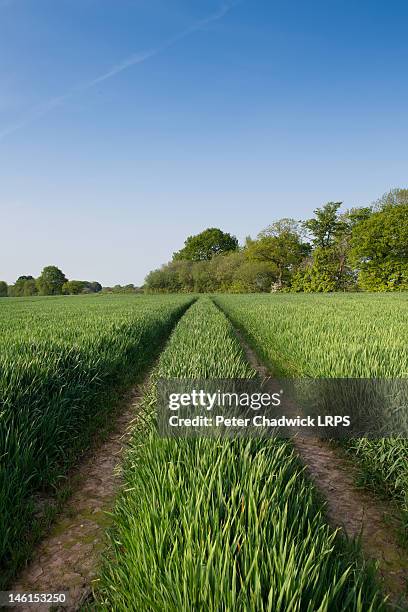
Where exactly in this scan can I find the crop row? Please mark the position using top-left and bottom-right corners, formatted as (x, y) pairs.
(96, 297), (384, 611)
(0, 294), (192, 587)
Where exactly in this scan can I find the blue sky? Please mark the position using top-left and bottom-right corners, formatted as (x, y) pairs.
(1, 0), (407, 286)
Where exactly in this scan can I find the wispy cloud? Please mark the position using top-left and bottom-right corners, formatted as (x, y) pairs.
(0, 1), (239, 141)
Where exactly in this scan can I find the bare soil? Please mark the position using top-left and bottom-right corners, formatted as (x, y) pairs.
(10, 384), (145, 612)
(235, 327), (408, 610)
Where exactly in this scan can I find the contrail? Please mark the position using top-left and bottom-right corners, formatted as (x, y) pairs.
(0, 1), (239, 141)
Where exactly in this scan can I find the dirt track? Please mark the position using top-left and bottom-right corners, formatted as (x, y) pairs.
(235, 327), (408, 610)
(10, 384), (145, 611)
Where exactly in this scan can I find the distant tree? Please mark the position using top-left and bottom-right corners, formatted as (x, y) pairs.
(350, 204), (408, 291)
(87, 281), (102, 293)
(245, 220), (310, 289)
(144, 269), (169, 293)
(143, 196), (408, 294)
(258, 218), (307, 240)
(173, 228), (238, 261)
(331, 207), (373, 286)
(172, 261), (194, 292)
(293, 203), (362, 292)
(231, 260), (276, 293)
(191, 261), (216, 292)
(61, 280), (102, 295)
(15, 276), (35, 294)
(62, 280), (86, 295)
(147, 223), (310, 293)
(22, 278), (38, 296)
(16, 275), (34, 282)
(8, 275), (37, 297)
(342, 206), (373, 228)
(291, 247), (355, 292)
(211, 252), (245, 291)
(304, 202), (346, 248)
(0, 281), (8, 297)
(145, 254), (279, 294)
(101, 283), (141, 294)
(373, 187), (408, 211)
(37, 266), (67, 295)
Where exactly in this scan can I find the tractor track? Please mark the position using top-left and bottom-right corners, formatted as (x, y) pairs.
(5, 301), (198, 612)
(8, 379), (149, 612)
(232, 325), (408, 610)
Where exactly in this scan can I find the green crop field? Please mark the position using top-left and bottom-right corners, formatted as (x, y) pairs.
(0, 294), (193, 586)
(215, 293), (408, 528)
(95, 298), (384, 611)
(1, 292), (407, 608)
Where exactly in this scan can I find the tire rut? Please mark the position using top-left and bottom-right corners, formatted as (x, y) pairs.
(233, 326), (408, 610)
(6, 301), (197, 612)
(9, 382), (147, 612)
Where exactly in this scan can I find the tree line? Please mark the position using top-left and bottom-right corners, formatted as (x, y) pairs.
(0, 266), (102, 297)
(0, 266), (145, 298)
(145, 188), (408, 293)
(102, 284), (143, 294)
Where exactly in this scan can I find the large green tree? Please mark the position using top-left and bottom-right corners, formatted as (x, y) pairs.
(37, 266), (67, 295)
(304, 202), (346, 248)
(21, 278), (38, 296)
(291, 247), (354, 292)
(211, 252), (246, 291)
(350, 204), (408, 291)
(62, 280), (87, 295)
(0, 281), (8, 297)
(294, 203), (370, 292)
(334, 207), (373, 287)
(191, 260), (216, 292)
(9, 276), (38, 297)
(231, 260), (277, 292)
(61, 280), (102, 294)
(245, 219), (309, 288)
(173, 228), (238, 261)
